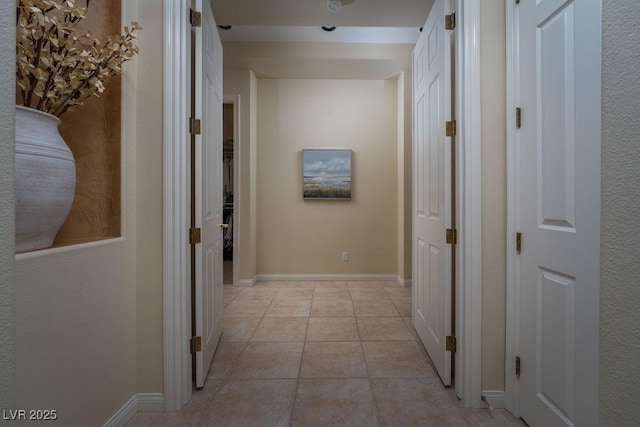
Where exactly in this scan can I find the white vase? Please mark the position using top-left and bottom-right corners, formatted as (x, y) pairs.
(15, 106), (76, 253)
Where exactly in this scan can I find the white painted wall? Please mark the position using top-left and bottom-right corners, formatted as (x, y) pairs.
(600, 0), (640, 423)
(0, 4), (16, 410)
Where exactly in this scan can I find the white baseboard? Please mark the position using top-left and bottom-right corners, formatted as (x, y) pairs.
(103, 393), (165, 427)
(481, 390), (506, 409)
(237, 277), (256, 287)
(255, 274), (399, 282)
(397, 276), (412, 287)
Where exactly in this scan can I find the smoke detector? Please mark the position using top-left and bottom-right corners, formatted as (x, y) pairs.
(327, 0), (342, 12)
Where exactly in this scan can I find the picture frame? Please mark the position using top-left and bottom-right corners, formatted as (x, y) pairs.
(302, 149), (352, 200)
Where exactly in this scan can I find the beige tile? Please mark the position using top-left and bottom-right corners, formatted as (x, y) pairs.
(291, 379), (377, 426)
(380, 280), (403, 287)
(348, 280), (383, 288)
(208, 342), (246, 379)
(460, 408), (527, 426)
(306, 317), (360, 341)
(251, 317), (308, 342)
(392, 298), (412, 317)
(371, 377), (468, 426)
(403, 317), (421, 341)
(125, 412), (193, 427)
(234, 287), (278, 301)
(300, 342), (368, 378)
(384, 287), (412, 299)
(310, 299), (354, 317)
(202, 379), (296, 426)
(220, 317), (261, 342)
(223, 299), (271, 317)
(253, 281), (283, 288)
(279, 281), (315, 288)
(357, 317), (415, 341)
(314, 280), (348, 288)
(313, 287), (352, 300)
(264, 299), (311, 317)
(350, 287), (391, 301)
(231, 342), (304, 378)
(275, 287), (314, 300)
(181, 379), (225, 424)
(363, 341), (434, 378)
(353, 300), (400, 317)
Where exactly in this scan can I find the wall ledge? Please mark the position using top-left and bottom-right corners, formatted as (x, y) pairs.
(103, 393), (164, 427)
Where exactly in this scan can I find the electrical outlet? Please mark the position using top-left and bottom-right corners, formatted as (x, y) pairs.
(342, 252), (349, 261)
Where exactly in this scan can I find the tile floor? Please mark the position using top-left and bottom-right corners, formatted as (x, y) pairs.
(127, 280), (525, 427)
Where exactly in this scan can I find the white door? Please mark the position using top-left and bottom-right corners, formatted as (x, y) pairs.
(194, 0), (224, 389)
(517, 0), (600, 425)
(412, 0), (454, 386)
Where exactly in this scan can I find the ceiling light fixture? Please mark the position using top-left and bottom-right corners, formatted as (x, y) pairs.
(327, 0), (342, 12)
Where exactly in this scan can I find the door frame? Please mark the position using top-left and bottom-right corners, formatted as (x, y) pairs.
(223, 94), (240, 288)
(163, 0), (193, 411)
(453, 0), (483, 408)
(504, 0), (520, 415)
(162, 0), (484, 411)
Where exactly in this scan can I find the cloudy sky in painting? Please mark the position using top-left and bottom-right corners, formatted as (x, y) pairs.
(303, 150), (351, 179)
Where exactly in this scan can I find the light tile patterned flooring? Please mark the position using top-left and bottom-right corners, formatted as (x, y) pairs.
(127, 280), (524, 426)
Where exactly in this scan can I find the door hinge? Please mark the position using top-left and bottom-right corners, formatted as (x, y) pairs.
(515, 356), (521, 377)
(189, 227), (202, 244)
(445, 120), (457, 137)
(515, 107), (522, 129)
(515, 0), (520, 4)
(190, 118), (201, 135)
(445, 13), (456, 30)
(190, 9), (202, 27)
(190, 336), (202, 354)
(446, 335), (457, 353)
(516, 232), (522, 253)
(446, 228), (457, 245)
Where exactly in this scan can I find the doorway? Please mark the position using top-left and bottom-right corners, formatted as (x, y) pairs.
(222, 102), (235, 285)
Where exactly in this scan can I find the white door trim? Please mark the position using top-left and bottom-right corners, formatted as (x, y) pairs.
(504, 0), (520, 416)
(455, 0), (483, 408)
(163, 0), (192, 411)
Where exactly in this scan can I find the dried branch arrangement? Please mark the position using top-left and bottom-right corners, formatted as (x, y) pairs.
(16, 0), (141, 117)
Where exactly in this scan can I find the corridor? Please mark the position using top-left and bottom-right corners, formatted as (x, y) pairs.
(127, 281), (523, 426)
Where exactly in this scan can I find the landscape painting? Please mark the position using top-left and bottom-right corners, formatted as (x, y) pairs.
(303, 149), (352, 200)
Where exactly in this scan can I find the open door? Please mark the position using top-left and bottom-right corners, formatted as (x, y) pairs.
(516, 0), (600, 425)
(412, 0), (454, 386)
(192, 0), (224, 389)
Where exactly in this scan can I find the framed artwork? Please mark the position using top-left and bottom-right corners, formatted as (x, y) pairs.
(302, 149), (352, 200)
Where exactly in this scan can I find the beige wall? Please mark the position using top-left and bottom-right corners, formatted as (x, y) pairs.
(0, 4), (16, 409)
(12, 0), (166, 423)
(480, 0), (507, 391)
(256, 79), (398, 275)
(134, 0), (164, 393)
(600, 0), (640, 423)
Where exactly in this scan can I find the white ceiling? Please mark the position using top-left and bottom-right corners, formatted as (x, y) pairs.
(211, 0), (434, 28)
(211, 0), (434, 79)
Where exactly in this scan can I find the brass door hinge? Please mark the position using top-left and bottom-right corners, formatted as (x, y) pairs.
(446, 335), (457, 353)
(189, 227), (202, 244)
(190, 118), (201, 135)
(190, 9), (202, 27)
(515, 356), (521, 377)
(190, 336), (202, 353)
(516, 107), (522, 129)
(446, 228), (457, 245)
(516, 232), (522, 254)
(445, 13), (456, 30)
(445, 120), (457, 137)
